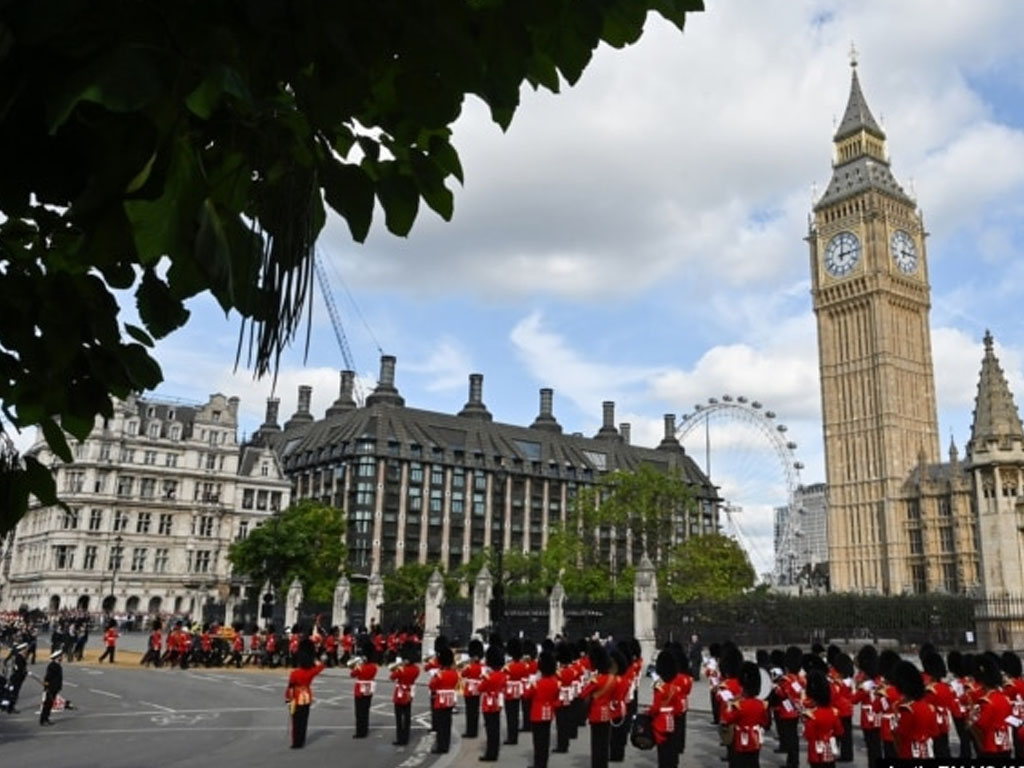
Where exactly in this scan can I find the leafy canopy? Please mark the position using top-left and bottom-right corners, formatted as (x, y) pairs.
(661, 532), (756, 601)
(0, 0), (702, 534)
(227, 500), (346, 604)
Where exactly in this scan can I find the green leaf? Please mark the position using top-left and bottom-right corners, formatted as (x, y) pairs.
(136, 269), (190, 339)
(376, 166), (420, 236)
(410, 153), (454, 221)
(322, 159), (376, 242)
(124, 323), (154, 347)
(41, 417), (72, 463)
(24, 456), (59, 506)
(47, 44), (164, 133)
(124, 138), (204, 266)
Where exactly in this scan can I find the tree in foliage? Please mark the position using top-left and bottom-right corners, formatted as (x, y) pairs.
(660, 533), (755, 602)
(228, 500), (346, 604)
(0, 0), (703, 534)
(382, 560), (462, 604)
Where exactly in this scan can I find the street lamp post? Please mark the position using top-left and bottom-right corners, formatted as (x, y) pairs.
(110, 534), (123, 614)
(490, 467), (508, 635)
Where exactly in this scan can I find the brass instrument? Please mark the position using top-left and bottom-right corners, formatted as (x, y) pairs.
(347, 655), (366, 669)
(388, 658), (404, 671)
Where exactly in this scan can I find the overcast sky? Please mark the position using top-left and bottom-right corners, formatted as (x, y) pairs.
(13, 0), (1024, 576)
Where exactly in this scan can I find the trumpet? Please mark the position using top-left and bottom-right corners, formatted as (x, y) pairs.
(388, 658), (405, 671)
(347, 655), (366, 669)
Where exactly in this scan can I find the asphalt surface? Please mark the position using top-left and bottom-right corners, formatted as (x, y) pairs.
(0, 634), (968, 768)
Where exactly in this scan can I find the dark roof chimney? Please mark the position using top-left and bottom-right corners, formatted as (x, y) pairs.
(594, 401), (621, 441)
(326, 370), (358, 417)
(530, 388), (562, 433)
(658, 413), (683, 451)
(458, 373), (492, 420)
(283, 385), (314, 429)
(365, 355), (405, 407)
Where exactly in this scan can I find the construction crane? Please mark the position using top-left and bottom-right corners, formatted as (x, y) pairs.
(313, 251), (365, 404)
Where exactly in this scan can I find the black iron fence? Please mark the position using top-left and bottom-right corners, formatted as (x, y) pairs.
(439, 599), (474, 647)
(657, 593), (977, 650)
(379, 600), (422, 632)
(564, 600), (633, 642)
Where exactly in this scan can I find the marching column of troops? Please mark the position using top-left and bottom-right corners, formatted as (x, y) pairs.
(275, 627), (1024, 766)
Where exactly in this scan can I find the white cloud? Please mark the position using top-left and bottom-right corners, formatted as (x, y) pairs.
(402, 337), (474, 393)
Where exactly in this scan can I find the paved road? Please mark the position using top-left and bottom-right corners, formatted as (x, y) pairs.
(0, 642), (966, 768)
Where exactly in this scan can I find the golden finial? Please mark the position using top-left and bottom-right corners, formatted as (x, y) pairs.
(849, 41), (858, 68)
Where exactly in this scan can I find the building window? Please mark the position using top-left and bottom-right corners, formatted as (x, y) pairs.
(108, 545), (124, 571)
(99, 442), (112, 461)
(408, 486), (422, 511)
(140, 477), (156, 499)
(154, 548), (169, 573)
(431, 467), (444, 486)
(131, 548), (147, 572)
(89, 508), (103, 531)
(236, 520), (250, 541)
(410, 462), (423, 484)
(942, 562), (958, 593)
(126, 421), (138, 435)
(242, 488), (254, 509)
(136, 512), (152, 534)
(261, 462), (269, 477)
(938, 497), (952, 517)
(910, 564), (926, 594)
(53, 545), (75, 569)
(193, 515), (215, 537)
(116, 476), (134, 497)
(190, 550), (212, 573)
(113, 510), (129, 532)
(158, 513), (173, 535)
(908, 528), (923, 555)
(355, 482), (374, 506)
(62, 509), (79, 530)
(939, 526), (955, 553)
(452, 468), (465, 489)
(64, 471), (85, 493)
(143, 450), (157, 465)
(83, 546), (98, 570)
(256, 490), (267, 510)
(165, 453), (179, 468)
(162, 480), (177, 500)
(356, 457), (376, 478)
(270, 492), (282, 512)
(907, 499), (920, 521)
(120, 447), (135, 463)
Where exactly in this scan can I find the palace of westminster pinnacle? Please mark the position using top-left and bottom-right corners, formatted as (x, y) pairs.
(810, 56), (1024, 625)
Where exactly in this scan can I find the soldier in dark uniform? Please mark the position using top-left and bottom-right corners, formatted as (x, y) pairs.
(40, 649), (64, 725)
(3, 642), (28, 712)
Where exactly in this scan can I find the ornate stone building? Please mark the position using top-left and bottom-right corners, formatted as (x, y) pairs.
(809, 57), (982, 595)
(256, 356), (721, 577)
(1, 394), (290, 618)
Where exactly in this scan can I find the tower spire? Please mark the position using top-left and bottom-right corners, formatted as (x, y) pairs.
(969, 330), (1024, 450)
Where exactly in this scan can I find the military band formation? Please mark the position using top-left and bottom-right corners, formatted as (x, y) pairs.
(9, 612), (1024, 766)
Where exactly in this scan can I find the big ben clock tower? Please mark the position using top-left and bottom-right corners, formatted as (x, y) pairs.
(810, 54), (941, 594)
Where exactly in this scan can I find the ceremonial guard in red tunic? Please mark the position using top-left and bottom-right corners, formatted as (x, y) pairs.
(461, 638), (485, 738)
(503, 637), (527, 744)
(580, 643), (617, 768)
(802, 670), (843, 768)
(554, 642), (577, 753)
(285, 638), (326, 748)
(350, 641), (379, 738)
(772, 646), (803, 768)
(890, 660), (939, 760)
(720, 662), (771, 768)
(648, 650), (682, 768)
(141, 619), (162, 667)
(922, 651), (957, 759)
(390, 650), (420, 746)
(98, 619), (119, 663)
(526, 649), (561, 768)
(520, 638), (537, 733)
(971, 653), (1014, 760)
(430, 647), (459, 753)
(478, 643), (508, 761)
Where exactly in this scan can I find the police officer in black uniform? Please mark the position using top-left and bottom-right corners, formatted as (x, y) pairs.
(40, 648), (64, 725)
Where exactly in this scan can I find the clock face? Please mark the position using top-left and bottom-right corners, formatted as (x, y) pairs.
(824, 232), (861, 277)
(890, 229), (918, 274)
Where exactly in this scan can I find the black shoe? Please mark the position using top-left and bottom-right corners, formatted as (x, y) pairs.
(503, 740), (517, 745)
(462, 733), (477, 738)
(552, 749), (568, 753)
(40, 720), (53, 726)
(478, 758), (497, 762)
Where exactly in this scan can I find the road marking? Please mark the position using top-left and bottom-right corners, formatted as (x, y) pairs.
(396, 734), (434, 768)
(62, 681), (80, 688)
(139, 700), (176, 713)
(151, 712), (219, 726)
(89, 688), (123, 699)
